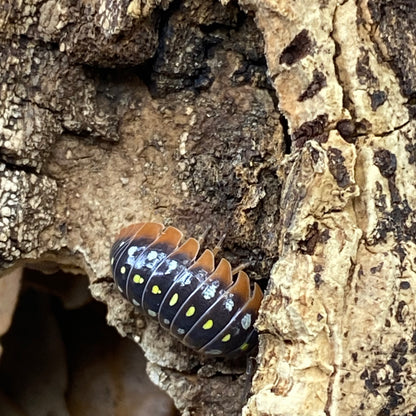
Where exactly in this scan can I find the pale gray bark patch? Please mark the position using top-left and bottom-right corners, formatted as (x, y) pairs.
(0, 164), (57, 265)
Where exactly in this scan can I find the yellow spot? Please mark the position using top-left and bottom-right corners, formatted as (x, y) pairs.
(186, 306), (195, 317)
(120, 266), (126, 274)
(240, 343), (249, 351)
(133, 274), (144, 284)
(169, 293), (179, 306)
(202, 319), (213, 330)
(152, 285), (162, 295)
(221, 334), (231, 342)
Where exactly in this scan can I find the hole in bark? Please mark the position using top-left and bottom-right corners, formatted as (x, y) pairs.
(280, 114), (291, 154)
(0, 267), (178, 416)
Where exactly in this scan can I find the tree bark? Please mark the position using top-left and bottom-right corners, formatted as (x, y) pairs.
(0, 0), (415, 415)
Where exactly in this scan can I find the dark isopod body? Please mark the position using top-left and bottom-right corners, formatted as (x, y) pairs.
(110, 222), (263, 357)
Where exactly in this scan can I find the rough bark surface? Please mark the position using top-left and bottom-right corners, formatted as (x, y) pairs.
(241, 1), (416, 415)
(0, 0), (415, 415)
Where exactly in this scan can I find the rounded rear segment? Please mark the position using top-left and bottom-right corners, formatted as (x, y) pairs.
(198, 281), (263, 357)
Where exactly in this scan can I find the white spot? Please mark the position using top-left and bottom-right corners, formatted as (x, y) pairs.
(132, 299), (140, 306)
(202, 281), (219, 300)
(224, 298), (234, 312)
(117, 285), (123, 293)
(163, 318), (170, 325)
(148, 309), (157, 317)
(166, 260), (178, 273)
(111, 257), (114, 265)
(180, 271), (193, 286)
(120, 241), (125, 247)
(241, 313), (252, 330)
(127, 246), (138, 256)
(147, 250), (158, 261)
(133, 335), (140, 343)
(177, 328), (185, 335)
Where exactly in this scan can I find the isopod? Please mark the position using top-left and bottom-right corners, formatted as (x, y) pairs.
(110, 222), (263, 357)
